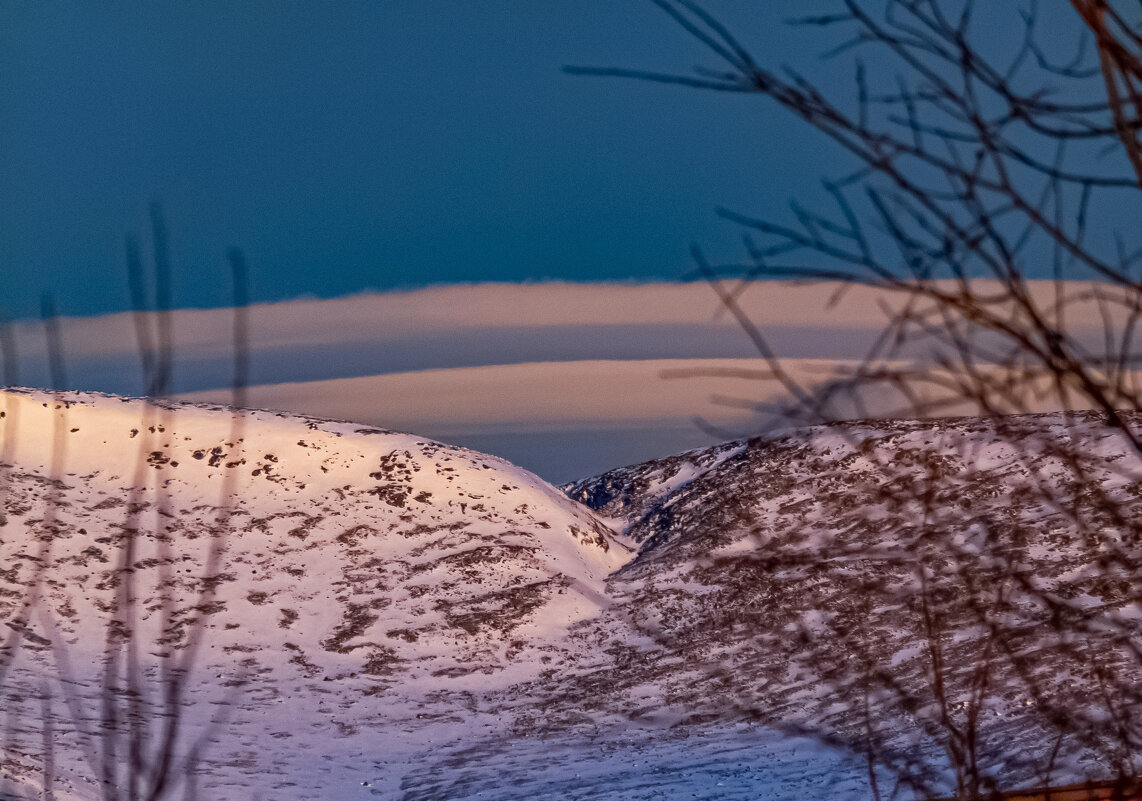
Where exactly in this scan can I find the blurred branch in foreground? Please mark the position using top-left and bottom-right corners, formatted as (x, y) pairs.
(572, 1), (1142, 797)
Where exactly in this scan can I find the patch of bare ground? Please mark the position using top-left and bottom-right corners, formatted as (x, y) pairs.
(438, 576), (568, 636)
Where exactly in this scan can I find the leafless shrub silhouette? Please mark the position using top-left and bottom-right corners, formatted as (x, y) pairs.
(0, 205), (250, 800)
(571, 1), (1142, 797)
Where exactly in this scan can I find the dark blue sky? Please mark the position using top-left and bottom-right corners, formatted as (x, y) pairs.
(1, 2), (853, 320)
(1, 2), (1124, 322)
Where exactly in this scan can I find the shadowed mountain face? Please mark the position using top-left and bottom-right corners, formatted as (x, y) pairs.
(562, 414), (1142, 793)
(1, 393), (1139, 799)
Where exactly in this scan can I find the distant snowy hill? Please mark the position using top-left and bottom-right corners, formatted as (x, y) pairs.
(1, 392), (1139, 799)
(563, 414), (1142, 794)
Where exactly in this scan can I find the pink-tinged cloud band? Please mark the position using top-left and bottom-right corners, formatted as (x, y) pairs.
(8, 280), (1131, 480)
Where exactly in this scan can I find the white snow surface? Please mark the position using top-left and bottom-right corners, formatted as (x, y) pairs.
(563, 412), (1142, 795)
(0, 389), (629, 798)
(0, 389), (872, 800)
(3, 391), (1139, 799)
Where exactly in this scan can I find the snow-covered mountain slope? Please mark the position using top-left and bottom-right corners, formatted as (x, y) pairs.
(0, 389), (628, 800)
(3, 391), (1140, 799)
(562, 413), (1142, 793)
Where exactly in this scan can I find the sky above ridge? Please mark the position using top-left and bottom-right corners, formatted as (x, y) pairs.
(0, 2), (809, 320)
(2, 2), (1112, 322)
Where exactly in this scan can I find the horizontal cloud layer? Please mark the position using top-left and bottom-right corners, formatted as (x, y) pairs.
(5, 281), (932, 393)
(9, 280), (1130, 480)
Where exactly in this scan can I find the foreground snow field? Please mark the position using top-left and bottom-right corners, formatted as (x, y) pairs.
(1, 389), (1139, 799)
